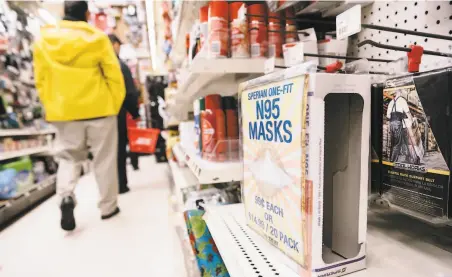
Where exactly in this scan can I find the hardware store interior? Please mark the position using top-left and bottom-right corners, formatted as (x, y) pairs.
(1, 0), (452, 276)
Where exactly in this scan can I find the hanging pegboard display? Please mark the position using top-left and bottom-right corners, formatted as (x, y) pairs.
(348, 1), (452, 72)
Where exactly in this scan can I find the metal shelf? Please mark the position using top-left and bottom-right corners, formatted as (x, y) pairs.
(0, 175), (56, 226)
(0, 127), (56, 137)
(204, 204), (452, 277)
(174, 143), (243, 184)
(0, 146), (53, 161)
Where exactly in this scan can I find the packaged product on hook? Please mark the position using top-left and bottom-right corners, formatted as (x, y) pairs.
(282, 41), (304, 67)
(239, 61), (370, 276)
(317, 38), (347, 66)
(298, 28), (318, 64)
(282, 28), (319, 67)
(381, 67), (452, 222)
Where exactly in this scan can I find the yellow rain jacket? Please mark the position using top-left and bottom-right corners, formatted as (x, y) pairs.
(33, 20), (125, 121)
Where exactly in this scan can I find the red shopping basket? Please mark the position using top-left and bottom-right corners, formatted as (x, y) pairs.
(126, 113), (138, 128)
(128, 127), (160, 154)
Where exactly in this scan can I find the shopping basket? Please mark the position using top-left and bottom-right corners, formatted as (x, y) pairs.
(126, 113), (137, 128)
(128, 127), (160, 154)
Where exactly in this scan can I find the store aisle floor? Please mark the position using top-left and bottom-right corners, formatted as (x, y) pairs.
(0, 157), (186, 277)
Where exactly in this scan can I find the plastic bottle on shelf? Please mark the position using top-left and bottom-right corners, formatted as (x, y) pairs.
(207, 0), (229, 58)
(248, 4), (268, 58)
(268, 10), (283, 58)
(199, 5), (209, 53)
(201, 95), (226, 161)
(229, 2), (249, 58)
(222, 96), (239, 160)
(285, 7), (299, 43)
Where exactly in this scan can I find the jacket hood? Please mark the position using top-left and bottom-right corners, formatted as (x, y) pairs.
(36, 20), (104, 66)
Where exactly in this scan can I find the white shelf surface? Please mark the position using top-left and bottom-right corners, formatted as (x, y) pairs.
(174, 143), (242, 184)
(205, 204), (452, 277)
(0, 127), (56, 137)
(168, 158), (198, 191)
(173, 57), (285, 106)
(0, 146), (53, 161)
(204, 204), (299, 277)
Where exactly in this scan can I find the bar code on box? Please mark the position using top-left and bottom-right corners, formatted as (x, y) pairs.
(268, 44), (275, 58)
(251, 43), (260, 57)
(337, 26), (347, 38)
(210, 41), (221, 55)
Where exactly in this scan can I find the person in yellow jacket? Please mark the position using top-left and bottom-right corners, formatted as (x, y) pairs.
(33, 1), (125, 231)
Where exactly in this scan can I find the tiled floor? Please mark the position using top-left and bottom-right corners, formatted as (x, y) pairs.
(0, 157), (187, 277)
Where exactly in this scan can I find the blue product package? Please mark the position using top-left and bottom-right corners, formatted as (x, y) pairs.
(0, 168), (18, 199)
(184, 210), (230, 277)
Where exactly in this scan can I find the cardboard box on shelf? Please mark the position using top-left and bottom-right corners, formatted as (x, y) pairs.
(239, 63), (370, 277)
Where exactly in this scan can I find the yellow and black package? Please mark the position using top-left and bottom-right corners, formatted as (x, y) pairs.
(381, 67), (452, 219)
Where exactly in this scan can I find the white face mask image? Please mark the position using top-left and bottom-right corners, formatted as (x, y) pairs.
(248, 150), (292, 197)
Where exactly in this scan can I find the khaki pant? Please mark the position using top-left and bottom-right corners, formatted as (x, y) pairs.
(53, 116), (118, 216)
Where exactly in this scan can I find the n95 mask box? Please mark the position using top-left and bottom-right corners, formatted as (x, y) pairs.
(239, 63), (371, 277)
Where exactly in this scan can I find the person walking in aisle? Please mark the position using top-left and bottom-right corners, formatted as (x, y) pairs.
(108, 34), (140, 194)
(33, 1), (125, 231)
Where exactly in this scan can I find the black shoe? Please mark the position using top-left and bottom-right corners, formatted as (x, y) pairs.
(60, 196), (76, 231)
(132, 166), (139, 171)
(119, 186), (130, 194)
(101, 207), (120, 220)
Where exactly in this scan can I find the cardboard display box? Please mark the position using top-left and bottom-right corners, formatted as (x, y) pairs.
(239, 63), (370, 277)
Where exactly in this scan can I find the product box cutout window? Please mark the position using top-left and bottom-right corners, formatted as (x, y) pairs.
(239, 63), (371, 277)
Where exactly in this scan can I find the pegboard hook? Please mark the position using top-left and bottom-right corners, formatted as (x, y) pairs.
(407, 45), (424, 73)
(358, 40), (452, 58)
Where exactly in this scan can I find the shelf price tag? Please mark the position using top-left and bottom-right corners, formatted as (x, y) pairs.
(264, 57), (276, 74)
(336, 4), (362, 40)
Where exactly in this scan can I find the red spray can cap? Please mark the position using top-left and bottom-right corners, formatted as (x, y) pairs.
(268, 11), (281, 23)
(247, 4), (267, 22)
(285, 7), (296, 25)
(205, 94), (223, 110)
(229, 2), (246, 21)
(209, 0), (228, 20)
(199, 5), (209, 23)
